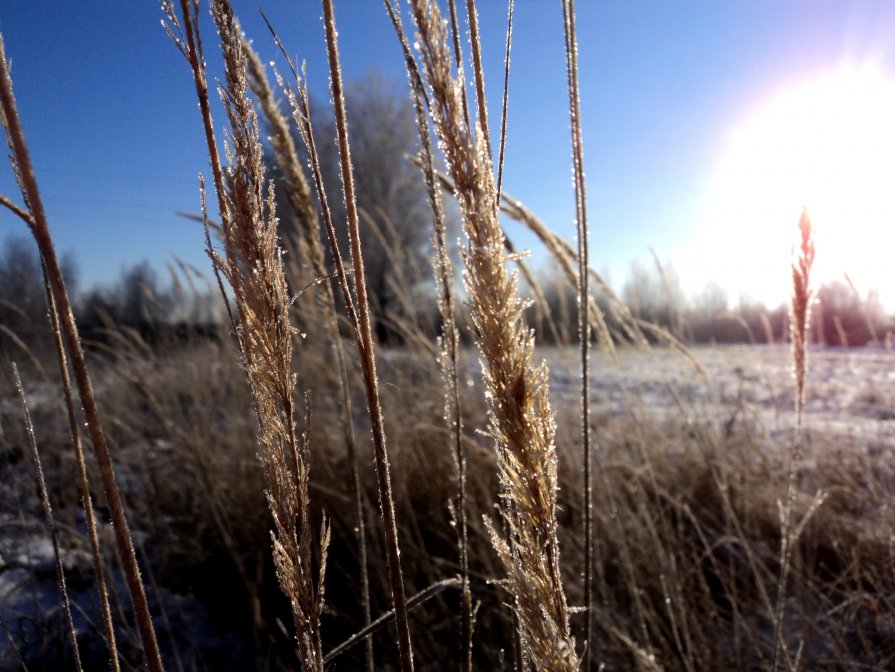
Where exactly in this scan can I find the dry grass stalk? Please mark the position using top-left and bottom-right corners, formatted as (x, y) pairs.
(244, 36), (374, 672)
(0, 35), (165, 672)
(274, 5), (415, 668)
(403, 1), (579, 668)
(319, 2), (415, 668)
(323, 578), (462, 665)
(428, 166), (619, 354)
(13, 362), (84, 672)
(196, 3), (329, 668)
(464, 0), (491, 156)
(162, 1), (226, 232)
(790, 208), (814, 420)
(43, 277), (121, 671)
(498, 191), (710, 379)
(165, 13), (288, 643)
(495, 0), (515, 198)
(383, 2), (471, 667)
(162, 0), (242, 342)
(446, 0), (472, 134)
(773, 207), (816, 672)
(167, 3), (331, 663)
(560, 0), (594, 664)
(242, 39), (318, 274)
(0, 324), (48, 378)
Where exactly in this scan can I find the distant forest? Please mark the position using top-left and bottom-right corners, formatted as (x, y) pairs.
(2, 233), (890, 359)
(537, 256), (892, 348)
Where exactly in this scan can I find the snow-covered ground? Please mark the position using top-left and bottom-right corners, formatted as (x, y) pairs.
(5, 343), (895, 667)
(536, 344), (895, 459)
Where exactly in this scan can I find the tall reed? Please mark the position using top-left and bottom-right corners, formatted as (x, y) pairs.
(268, 3), (416, 668)
(401, 1), (579, 668)
(560, 0), (594, 663)
(773, 208), (815, 672)
(243, 34), (374, 672)
(0, 35), (164, 672)
(383, 2), (471, 666)
(214, 2), (329, 667)
(320, 2), (415, 667)
(166, 1), (330, 667)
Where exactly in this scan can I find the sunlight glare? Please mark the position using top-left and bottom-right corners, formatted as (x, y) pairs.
(702, 68), (895, 307)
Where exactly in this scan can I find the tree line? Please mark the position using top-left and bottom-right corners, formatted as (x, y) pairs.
(529, 257), (892, 348)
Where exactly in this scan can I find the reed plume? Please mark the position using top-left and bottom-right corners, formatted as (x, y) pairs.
(773, 207), (816, 672)
(168, 2), (329, 667)
(403, 1), (579, 668)
(791, 208), (814, 418)
(242, 39), (318, 275)
(243, 35), (374, 671)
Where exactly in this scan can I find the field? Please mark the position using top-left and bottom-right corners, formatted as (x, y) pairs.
(3, 342), (895, 669)
(2, 0), (895, 670)
(549, 344), (895, 448)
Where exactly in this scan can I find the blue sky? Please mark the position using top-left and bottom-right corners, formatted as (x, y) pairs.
(3, 1), (895, 308)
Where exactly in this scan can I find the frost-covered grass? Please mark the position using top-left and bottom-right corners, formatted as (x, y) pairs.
(2, 0), (895, 669)
(4, 342), (895, 669)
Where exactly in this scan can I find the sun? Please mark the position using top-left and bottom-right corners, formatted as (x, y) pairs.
(701, 68), (895, 307)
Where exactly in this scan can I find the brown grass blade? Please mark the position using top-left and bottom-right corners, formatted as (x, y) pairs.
(0, 34), (165, 672)
(14, 362), (84, 672)
(320, 1), (415, 668)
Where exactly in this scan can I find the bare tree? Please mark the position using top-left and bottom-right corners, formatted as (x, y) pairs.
(0, 235), (77, 355)
(621, 258), (685, 332)
(274, 72), (438, 341)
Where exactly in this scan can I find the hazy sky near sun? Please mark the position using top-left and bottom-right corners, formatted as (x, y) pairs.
(3, 1), (895, 309)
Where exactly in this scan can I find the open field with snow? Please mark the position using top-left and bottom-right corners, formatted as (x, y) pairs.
(4, 340), (895, 670)
(544, 344), (895, 457)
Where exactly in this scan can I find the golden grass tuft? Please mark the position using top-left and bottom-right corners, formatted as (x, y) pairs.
(205, 3), (329, 669)
(402, 1), (579, 668)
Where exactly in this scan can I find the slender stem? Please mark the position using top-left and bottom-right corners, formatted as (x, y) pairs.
(43, 273), (120, 672)
(14, 363), (84, 672)
(446, 0), (471, 133)
(169, 0), (243, 347)
(0, 38), (165, 672)
(321, 2), (414, 669)
(561, 0), (593, 664)
(495, 0), (514, 198)
(383, 4), (471, 668)
(465, 0), (491, 156)
(324, 579), (460, 665)
(177, 0), (228, 234)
